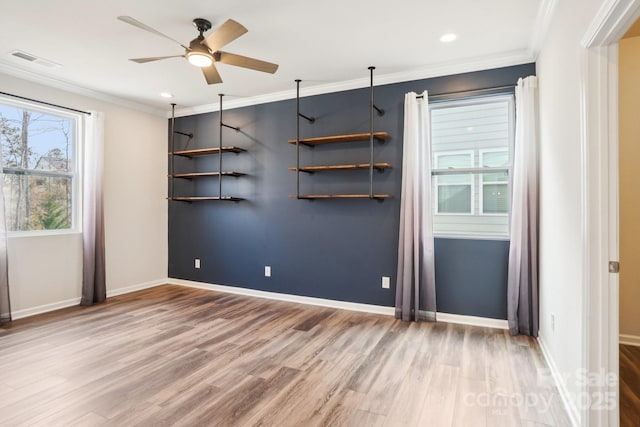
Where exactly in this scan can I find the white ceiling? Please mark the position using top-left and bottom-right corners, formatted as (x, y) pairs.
(0, 0), (548, 115)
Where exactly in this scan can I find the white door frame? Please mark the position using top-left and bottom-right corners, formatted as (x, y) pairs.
(581, 0), (640, 425)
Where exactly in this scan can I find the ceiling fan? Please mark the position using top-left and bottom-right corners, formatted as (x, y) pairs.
(117, 16), (279, 85)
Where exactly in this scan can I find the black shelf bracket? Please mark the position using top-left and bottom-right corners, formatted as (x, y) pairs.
(218, 94), (241, 198)
(368, 66), (385, 117)
(170, 103), (176, 200)
(295, 80), (316, 124)
(173, 130), (194, 138)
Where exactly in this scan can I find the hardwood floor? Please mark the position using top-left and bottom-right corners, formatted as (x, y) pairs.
(620, 344), (640, 426)
(0, 285), (571, 426)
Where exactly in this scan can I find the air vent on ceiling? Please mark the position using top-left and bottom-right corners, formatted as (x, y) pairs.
(9, 50), (61, 69)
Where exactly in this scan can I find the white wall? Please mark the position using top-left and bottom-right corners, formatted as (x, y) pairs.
(0, 73), (168, 317)
(618, 35), (640, 340)
(536, 0), (605, 424)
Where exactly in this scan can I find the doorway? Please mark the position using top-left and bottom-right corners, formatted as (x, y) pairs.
(618, 19), (640, 426)
(580, 0), (640, 425)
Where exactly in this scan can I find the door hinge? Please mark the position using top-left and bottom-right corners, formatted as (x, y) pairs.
(608, 261), (620, 273)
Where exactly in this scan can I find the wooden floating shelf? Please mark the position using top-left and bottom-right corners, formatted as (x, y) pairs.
(288, 162), (391, 173)
(171, 147), (246, 157)
(172, 171), (246, 178)
(169, 196), (244, 202)
(287, 132), (390, 146)
(289, 194), (391, 200)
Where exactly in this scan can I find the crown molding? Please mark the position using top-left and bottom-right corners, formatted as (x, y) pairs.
(581, 0), (640, 47)
(528, 0), (559, 59)
(0, 61), (166, 117)
(173, 49), (535, 118)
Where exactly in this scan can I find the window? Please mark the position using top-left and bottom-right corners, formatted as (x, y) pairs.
(430, 95), (514, 238)
(0, 98), (80, 233)
(434, 151), (473, 214)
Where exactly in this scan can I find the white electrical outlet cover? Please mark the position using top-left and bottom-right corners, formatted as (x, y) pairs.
(382, 276), (390, 288)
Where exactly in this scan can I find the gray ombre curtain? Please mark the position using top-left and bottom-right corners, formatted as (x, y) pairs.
(81, 111), (106, 306)
(507, 76), (539, 336)
(0, 135), (11, 325)
(395, 91), (436, 322)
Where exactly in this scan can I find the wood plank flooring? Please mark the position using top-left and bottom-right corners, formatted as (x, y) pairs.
(0, 285), (571, 426)
(620, 344), (640, 426)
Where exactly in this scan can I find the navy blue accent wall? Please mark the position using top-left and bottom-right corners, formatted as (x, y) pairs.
(434, 238), (510, 319)
(168, 63), (535, 319)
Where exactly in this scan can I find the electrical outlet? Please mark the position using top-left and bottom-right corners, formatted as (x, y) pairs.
(382, 276), (390, 289)
(551, 313), (555, 331)
(265, 266), (271, 277)
(195, 258), (201, 269)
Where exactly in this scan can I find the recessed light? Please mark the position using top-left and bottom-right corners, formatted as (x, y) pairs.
(160, 92), (174, 98)
(440, 33), (457, 43)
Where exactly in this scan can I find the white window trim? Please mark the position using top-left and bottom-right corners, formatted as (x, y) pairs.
(479, 148), (510, 217)
(0, 95), (82, 237)
(433, 150), (474, 216)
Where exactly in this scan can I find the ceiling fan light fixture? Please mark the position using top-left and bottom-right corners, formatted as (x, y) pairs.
(187, 51), (213, 67)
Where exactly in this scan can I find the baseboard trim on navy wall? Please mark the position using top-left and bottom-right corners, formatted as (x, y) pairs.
(436, 312), (508, 330)
(619, 334), (640, 347)
(537, 335), (580, 427)
(168, 278), (509, 329)
(168, 278), (395, 316)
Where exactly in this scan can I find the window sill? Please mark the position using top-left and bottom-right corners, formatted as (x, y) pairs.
(8, 229), (82, 239)
(434, 234), (510, 242)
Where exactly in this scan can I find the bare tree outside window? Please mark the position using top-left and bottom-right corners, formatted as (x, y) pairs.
(0, 103), (75, 232)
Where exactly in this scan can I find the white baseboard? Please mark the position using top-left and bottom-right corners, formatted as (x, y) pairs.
(537, 335), (580, 427)
(106, 279), (168, 298)
(12, 297), (82, 320)
(169, 278), (509, 330)
(11, 278), (168, 320)
(619, 333), (640, 347)
(168, 278), (396, 316)
(10, 276), (512, 331)
(436, 312), (508, 329)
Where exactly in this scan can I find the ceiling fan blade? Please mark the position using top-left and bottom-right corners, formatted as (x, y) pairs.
(202, 63), (223, 85)
(117, 16), (188, 49)
(129, 55), (184, 64)
(216, 51), (279, 74)
(203, 19), (248, 51)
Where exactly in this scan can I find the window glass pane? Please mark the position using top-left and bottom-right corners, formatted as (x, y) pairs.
(482, 170), (508, 183)
(482, 183), (508, 214)
(481, 150), (508, 167)
(430, 96), (513, 237)
(0, 102), (76, 232)
(438, 185), (471, 213)
(0, 106), (73, 172)
(436, 153), (471, 169)
(2, 173), (72, 231)
(481, 150), (509, 182)
(438, 173), (472, 185)
(431, 101), (510, 156)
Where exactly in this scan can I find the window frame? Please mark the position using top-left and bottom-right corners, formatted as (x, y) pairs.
(429, 93), (515, 239)
(433, 149), (475, 216)
(478, 148), (510, 217)
(0, 95), (83, 236)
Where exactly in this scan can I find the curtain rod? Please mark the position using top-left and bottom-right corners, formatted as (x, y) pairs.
(0, 91), (91, 115)
(416, 84), (516, 100)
